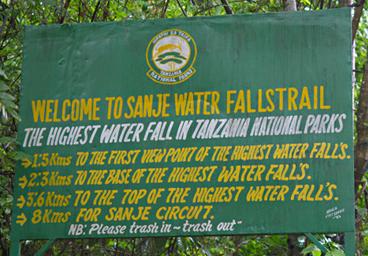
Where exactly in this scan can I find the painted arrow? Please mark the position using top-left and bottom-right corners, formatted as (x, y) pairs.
(16, 195), (25, 209)
(16, 213), (27, 226)
(18, 176), (27, 189)
(21, 158), (32, 168)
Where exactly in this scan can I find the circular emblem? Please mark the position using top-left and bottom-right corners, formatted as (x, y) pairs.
(146, 29), (197, 85)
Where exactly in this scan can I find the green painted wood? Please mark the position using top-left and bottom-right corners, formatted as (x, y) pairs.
(10, 8), (354, 241)
(9, 239), (20, 256)
(344, 232), (356, 256)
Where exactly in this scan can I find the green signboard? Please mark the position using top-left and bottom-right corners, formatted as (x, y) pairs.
(11, 8), (353, 245)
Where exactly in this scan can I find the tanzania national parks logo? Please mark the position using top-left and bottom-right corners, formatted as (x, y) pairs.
(146, 29), (197, 85)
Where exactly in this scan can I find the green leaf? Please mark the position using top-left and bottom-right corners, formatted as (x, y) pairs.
(0, 81), (9, 91)
(6, 108), (20, 121)
(2, 99), (18, 109)
(302, 244), (321, 255)
(0, 68), (8, 79)
(326, 249), (345, 256)
(0, 92), (16, 102)
(0, 136), (16, 144)
(13, 151), (32, 161)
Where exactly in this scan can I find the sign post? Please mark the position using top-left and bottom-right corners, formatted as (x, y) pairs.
(11, 8), (354, 255)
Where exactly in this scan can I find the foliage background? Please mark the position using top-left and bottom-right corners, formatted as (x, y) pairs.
(0, 0), (367, 255)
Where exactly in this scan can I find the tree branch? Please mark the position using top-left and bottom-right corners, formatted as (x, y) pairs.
(91, 0), (101, 22)
(220, 0), (233, 14)
(79, 0), (89, 22)
(355, 57), (368, 194)
(175, 0), (188, 17)
(284, 0), (297, 11)
(161, 0), (170, 18)
(103, 0), (110, 21)
(59, 0), (71, 24)
(352, 0), (365, 42)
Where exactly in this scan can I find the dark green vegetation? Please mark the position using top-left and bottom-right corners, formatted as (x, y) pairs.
(0, 0), (367, 255)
